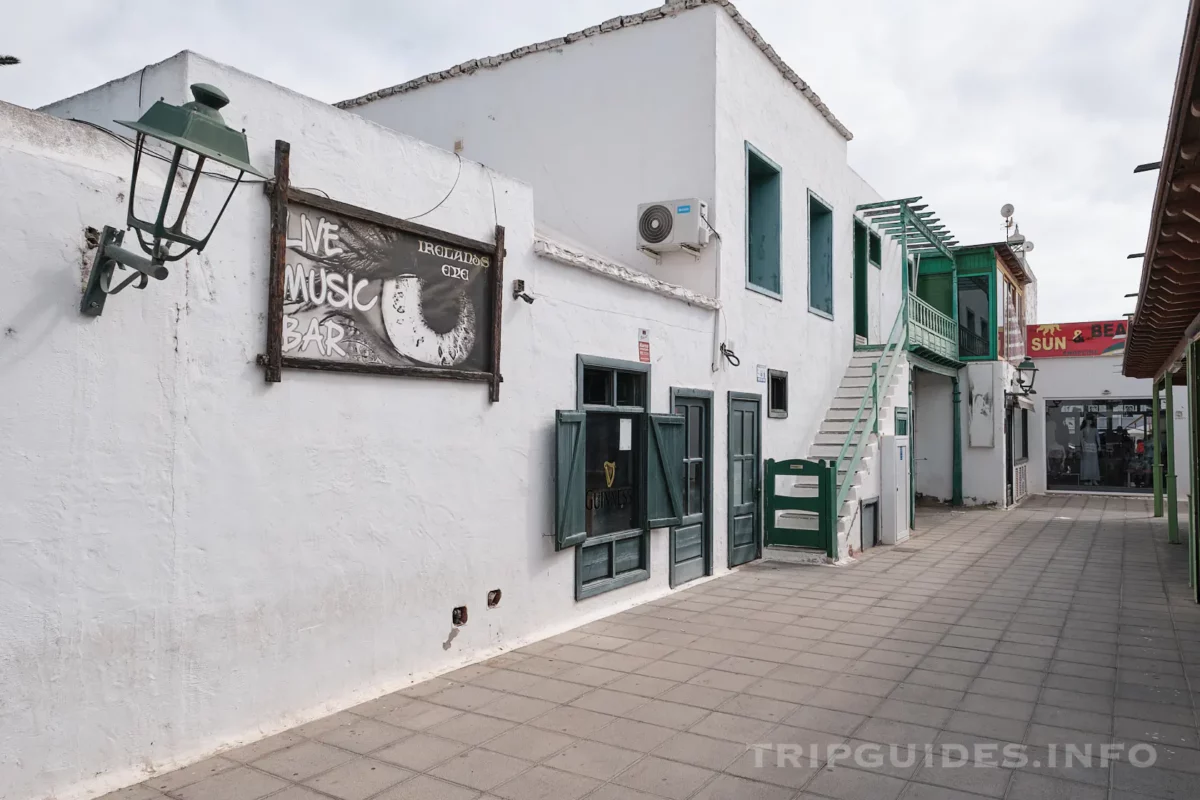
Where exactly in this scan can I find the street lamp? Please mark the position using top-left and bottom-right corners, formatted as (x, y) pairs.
(80, 83), (266, 316)
(1016, 356), (1039, 396)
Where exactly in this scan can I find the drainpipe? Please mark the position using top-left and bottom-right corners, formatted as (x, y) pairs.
(952, 376), (963, 506)
(1153, 378), (1164, 518)
(1166, 371), (1180, 544)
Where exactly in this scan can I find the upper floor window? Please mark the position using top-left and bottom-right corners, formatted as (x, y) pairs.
(999, 274), (1025, 361)
(808, 192), (834, 317)
(868, 231), (882, 267)
(746, 144), (782, 297)
(958, 274), (992, 359)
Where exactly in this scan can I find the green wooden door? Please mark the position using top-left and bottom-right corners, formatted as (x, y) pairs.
(728, 393), (761, 567)
(854, 221), (869, 340)
(671, 392), (711, 587)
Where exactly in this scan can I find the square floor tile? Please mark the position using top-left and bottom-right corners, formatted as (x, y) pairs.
(692, 773), (795, 800)
(373, 734), (468, 771)
(481, 726), (577, 761)
(252, 741), (356, 782)
(492, 765), (598, 800)
(318, 718), (410, 753)
(427, 712), (516, 745)
(614, 755), (716, 800)
(652, 731), (746, 770)
(375, 774), (481, 800)
(544, 739), (642, 780)
(428, 749), (533, 791)
(530, 705), (615, 736)
(303, 758), (411, 800)
(145, 756), (237, 792)
(587, 718), (676, 751)
(169, 767), (288, 800)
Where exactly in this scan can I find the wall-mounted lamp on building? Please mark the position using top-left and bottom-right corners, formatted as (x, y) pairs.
(1015, 356), (1039, 396)
(80, 83), (266, 317)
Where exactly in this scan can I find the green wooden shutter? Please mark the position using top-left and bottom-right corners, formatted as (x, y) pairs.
(646, 413), (685, 528)
(555, 410), (587, 551)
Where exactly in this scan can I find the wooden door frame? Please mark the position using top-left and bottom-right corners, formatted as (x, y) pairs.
(727, 391), (763, 568)
(670, 388), (714, 587)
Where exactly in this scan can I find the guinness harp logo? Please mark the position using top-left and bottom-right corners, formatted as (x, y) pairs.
(604, 461), (616, 488)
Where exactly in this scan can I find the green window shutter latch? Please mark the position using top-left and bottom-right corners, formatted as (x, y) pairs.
(555, 410), (588, 550)
(646, 413), (685, 528)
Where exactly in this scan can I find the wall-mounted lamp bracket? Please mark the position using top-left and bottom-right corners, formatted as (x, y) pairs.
(80, 226), (171, 316)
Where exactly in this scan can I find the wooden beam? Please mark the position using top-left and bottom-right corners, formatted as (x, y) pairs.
(1170, 169), (1200, 191)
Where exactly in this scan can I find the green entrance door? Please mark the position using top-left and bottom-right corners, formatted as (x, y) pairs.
(671, 390), (711, 587)
(728, 393), (762, 567)
(854, 220), (869, 340)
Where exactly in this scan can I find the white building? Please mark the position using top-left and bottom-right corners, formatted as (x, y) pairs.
(1027, 323), (1190, 496)
(2, 3), (919, 798)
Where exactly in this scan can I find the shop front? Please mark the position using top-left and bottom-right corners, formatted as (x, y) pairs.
(1044, 398), (1156, 493)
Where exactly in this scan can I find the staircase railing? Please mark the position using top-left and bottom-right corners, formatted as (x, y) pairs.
(834, 303), (908, 513)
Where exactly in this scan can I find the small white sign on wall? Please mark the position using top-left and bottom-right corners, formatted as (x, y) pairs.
(756, 364), (767, 383)
(619, 417), (632, 451)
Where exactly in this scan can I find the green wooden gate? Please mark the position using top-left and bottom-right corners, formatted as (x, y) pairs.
(764, 458), (836, 558)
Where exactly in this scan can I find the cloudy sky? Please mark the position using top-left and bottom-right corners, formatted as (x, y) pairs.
(1, 0), (1187, 323)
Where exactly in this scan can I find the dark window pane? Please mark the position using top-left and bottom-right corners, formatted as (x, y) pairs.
(583, 368), (611, 406)
(688, 462), (703, 516)
(868, 231), (882, 265)
(958, 275), (991, 358)
(808, 198), (834, 314)
(585, 413), (642, 536)
(689, 406), (702, 456)
(769, 372), (788, 416)
(613, 536), (643, 575)
(615, 371), (644, 407)
(580, 542), (612, 584)
(747, 148), (782, 294)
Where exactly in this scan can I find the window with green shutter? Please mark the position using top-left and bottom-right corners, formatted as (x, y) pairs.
(553, 356), (685, 600)
(746, 143), (782, 298)
(809, 192), (834, 317)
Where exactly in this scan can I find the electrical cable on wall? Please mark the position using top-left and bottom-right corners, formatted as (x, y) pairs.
(405, 152), (462, 220)
(720, 342), (740, 367)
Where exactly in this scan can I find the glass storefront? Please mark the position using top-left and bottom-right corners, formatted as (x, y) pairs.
(1046, 399), (1158, 493)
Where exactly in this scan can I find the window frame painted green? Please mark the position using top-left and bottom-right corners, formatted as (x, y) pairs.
(957, 271), (997, 361)
(807, 190), (834, 319)
(744, 142), (783, 300)
(573, 355), (652, 600)
(868, 230), (882, 268)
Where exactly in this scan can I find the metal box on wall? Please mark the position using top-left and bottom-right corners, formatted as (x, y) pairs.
(880, 434), (910, 545)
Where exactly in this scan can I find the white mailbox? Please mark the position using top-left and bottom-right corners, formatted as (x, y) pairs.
(880, 434), (910, 545)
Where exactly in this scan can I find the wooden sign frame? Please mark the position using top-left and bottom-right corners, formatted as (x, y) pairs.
(259, 140), (505, 401)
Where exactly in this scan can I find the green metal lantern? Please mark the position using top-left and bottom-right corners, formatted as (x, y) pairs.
(81, 83), (267, 316)
(1016, 355), (1039, 395)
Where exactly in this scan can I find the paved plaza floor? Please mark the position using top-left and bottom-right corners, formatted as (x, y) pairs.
(103, 495), (1200, 800)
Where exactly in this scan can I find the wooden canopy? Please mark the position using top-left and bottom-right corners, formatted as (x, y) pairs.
(1126, 0), (1200, 379)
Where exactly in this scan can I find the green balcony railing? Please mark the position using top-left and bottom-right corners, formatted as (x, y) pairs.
(908, 292), (959, 362)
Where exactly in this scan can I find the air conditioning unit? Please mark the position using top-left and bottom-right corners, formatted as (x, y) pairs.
(636, 199), (710, 256)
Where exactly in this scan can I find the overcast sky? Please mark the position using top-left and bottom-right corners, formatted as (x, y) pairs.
(1, 0), (1187, 323)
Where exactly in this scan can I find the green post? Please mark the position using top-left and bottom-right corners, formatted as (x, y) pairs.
(1166, 371), (1180, 544)
(871, 363), (879, 435)
(952, 376), (964, 506)
(1153, 378), (1164, 518)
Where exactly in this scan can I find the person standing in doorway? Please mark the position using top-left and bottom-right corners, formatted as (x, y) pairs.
(1080, 414), (1102, 486)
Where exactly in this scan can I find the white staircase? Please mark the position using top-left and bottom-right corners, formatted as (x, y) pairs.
(805, 350), (906, 550)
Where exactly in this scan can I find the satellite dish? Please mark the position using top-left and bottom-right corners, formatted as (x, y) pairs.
(1000, 203), (1015, 218)
(1024, 241), (1035, 252)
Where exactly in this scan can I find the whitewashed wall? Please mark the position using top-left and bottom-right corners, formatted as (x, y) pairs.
(1029, 354), (1190, 495)
(5, 52), (728, 800)
(347, 5), (910, 557)
(959, 361), (1010, 506)
(914, 370), (954, 501)
(348, 7), (719, 297)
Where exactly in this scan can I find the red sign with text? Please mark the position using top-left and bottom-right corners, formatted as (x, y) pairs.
(1027, 320), (1127, 358)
